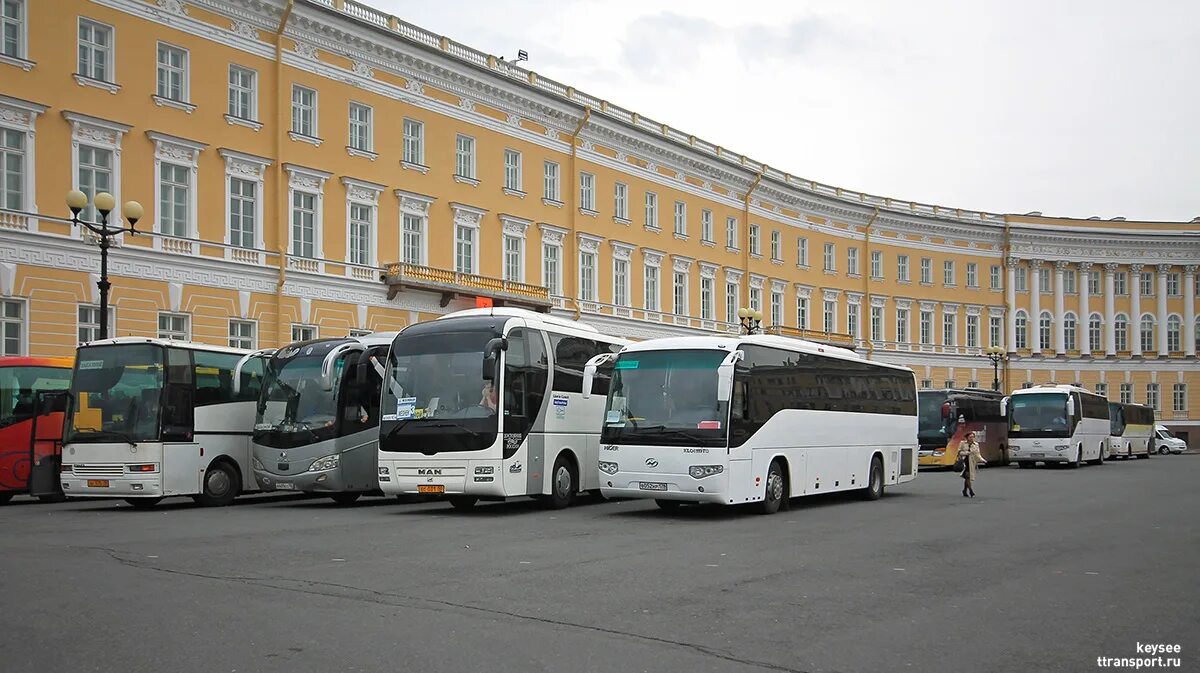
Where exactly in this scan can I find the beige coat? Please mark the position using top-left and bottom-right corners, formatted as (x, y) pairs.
(957, 441), (986, 480)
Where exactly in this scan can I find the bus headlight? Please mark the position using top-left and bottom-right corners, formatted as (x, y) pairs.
(689, 465), (724, 479)
(308, 454), (340, 472)
(60, 464), (73, 473)
(1054, 445), (1069, 452)
(598, 461), (618, 475)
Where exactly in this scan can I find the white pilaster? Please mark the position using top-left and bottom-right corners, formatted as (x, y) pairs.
(1185, 265), (1197, 357)
(1104, 263), (1117, 356)
(1029, 259), (1043, 352)
(1079, 262), (1092, 356)
(1130, 263), (1143, 357)
(1054, 260), (1067, 355)
(1006, 257), (1017, 353)
(1157, 264), (1169, 355)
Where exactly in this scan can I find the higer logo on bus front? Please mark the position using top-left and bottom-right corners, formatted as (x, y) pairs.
(645, 458), (659, 467)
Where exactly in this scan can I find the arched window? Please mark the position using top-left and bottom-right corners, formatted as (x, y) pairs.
(1140, 314), (1155, 353)
(1195, 316), (1200, 352)
(1114, 314), (1128, 352)
(1166, 315), (1181, 352)
(1088, 313), (1103, 353)
(1014, 310), (1028, 350)
(1063, 312), (1077, 352)
(1039, 311), (1053, 351)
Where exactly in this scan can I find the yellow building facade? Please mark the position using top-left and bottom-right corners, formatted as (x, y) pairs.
(1, 0), (1197, 439)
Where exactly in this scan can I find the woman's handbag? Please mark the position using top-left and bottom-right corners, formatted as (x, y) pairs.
(953, 454), (965, 473)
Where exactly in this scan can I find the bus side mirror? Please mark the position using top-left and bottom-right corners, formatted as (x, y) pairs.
(36, 390), (69, 415)
(482, 337), (507, 382)
(322, 343), (365, 391)
(581, 353), (616, 399)
(1000, 397), (1008, 417)
(233, 348), (276, 395)
(716, 350), (744, 403)
(1067, 399), (1076, 418)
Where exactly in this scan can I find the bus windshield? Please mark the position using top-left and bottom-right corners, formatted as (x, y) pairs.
(1109, 403), (1125, 436)
(255, 351), (346, 449)
(379, 329), (500, 454)
(67, 345), (164, 443)
(1009, 393), (1071, 438)
(600, 349), (728, 448)
(917, 390), (952, 446)
(0, 366), (72, 430)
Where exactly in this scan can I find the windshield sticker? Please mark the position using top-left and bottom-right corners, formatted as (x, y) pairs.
(1011, 424), (1021, 431)
(254, 423), (275, 431)
(78, 360), (105, 370)
(697, 420), (721, 430)
(614, 359), (639, 369)
(381, 414), (398, 422)
(553, 397), (568, 407)
(504, 433), (522, 452)
(605, 410), (622, 424)
(396, 397), (417, 420)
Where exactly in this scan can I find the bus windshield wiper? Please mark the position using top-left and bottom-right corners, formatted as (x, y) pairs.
(635, 425), (705, 442)
(70, 427), (137, 447)
(424, 421), (479, 438)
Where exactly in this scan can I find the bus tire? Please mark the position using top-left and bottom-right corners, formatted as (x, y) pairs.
(1067, 446), (1081, 469)
(0, 493), (14, 505)
(329, 492), (362, 505)
(37, 493), (67, 503)
(194, 461), (240, 507)
(1088, 446), (1104, 466)
(757, 460), (786, 514)
(999, 446), (1010, 466)
(125, 497), (162, 509)
(541, 453), (576, 510)
(1136, 451), (1149, 460)
(861, 455), (884, 501)
(1017, 461), (1032, 468)
(654, 499), (681, 510)
(448, 496), (477, 510)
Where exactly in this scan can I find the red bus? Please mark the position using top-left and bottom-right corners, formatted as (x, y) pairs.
(0, 356), (74, 504)
(917, 388), (1010, 468)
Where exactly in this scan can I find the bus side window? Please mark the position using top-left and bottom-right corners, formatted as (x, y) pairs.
(590, 341), (622, 397)
(163, 348), (195, 441)
(237, 356), (264, 402)
(550, 334), (595, 394)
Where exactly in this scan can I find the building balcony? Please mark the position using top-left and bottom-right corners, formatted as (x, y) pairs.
(381, 262), (551, 311)
(762, 325), (856, 349)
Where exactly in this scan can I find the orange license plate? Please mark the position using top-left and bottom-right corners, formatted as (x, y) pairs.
(417, 484), (445, 494)
(87, 479), (110, 488)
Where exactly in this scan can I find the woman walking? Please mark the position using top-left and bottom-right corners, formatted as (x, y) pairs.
(957, 431), (987, 497)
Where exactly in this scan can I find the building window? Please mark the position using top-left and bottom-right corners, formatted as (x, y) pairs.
(847, 247), (859, 275)
(579, 251), (597, 302)
(1114, 272), (1127, 295)
(798, 237), (809, 266)
(823, 243), (835, 272)
(579, 172), (596, 212)
(749, 224), (760, 255)
(348, 203), (372, 266)
(158, 162), (190, 237)
(1173, 384), (1187, 413)
(503, 149), (522, 192)
(966, 314), (979, 348)
(77, 145), (113, 224)
(157, 313), (189, 341)
(1166, 315), (1181, 352)
(291, 190), (316, 258)
(614, 183), (628, 220)
(1140, 271), (1154, 297)
(291, 324), (316, 342)
(503, 234), (523, 282)
(1139, 315), (1155, 353)
(701, 210), (713, 243)
(0, 299), (22, 355)
(1119, 383), (1132, 404)
(1015, 267), (1027, 292)
(291, 85), (316, 137)
(1146, 383), (1159, 411)
(870, 251), (883, 279)
(155, 43), (188, 102)
(846, 303), (859, 339)
(644, 191), (658, 229)
(770, 291), (784, 327)
(672, 271), (688, 316)
(1088, 270), (1101, 295)
(2, 0), (25, 59)
(749, 287), (762, 313)
(229, 320), (256, 350)
(990, 265), (1001, 290)
(673, 201), (686, 236)
(348, 102), (372, 152)
(943, 260), (955, 286)
(726, 217), (738, 249)
(543, 161), (560, 202)
(77, 305), (114, 344)
(1094, 382), (1107, 398)
(1088, 314), (1103, 352)
(402, 118), (424, 165)
(919, 310), (932, 345)
(1038, 267), (1051, 293)
(1114, 314), (1128, 351)
(1038, 311), (1052, 351)
(898, 255), (909, 282)
(771, 231), (782, 261)
(942, 313), (956, 346)
(700, 277), (714, 321)
(823, 300), (836, 334)
(796, 297), (810, 329)
(228, 65), (257, 120)
(1063, 270), (1077, 294)
(989, 315), (1002, 348)
(896, 308), (909, 344)
(1063, 313), (1077, 351)
(77, 19), (114, 82)
(966, 263), (978, 288)
(229, 177), (257, 249)
(454, 134), (475, 180)
(454, 223), (476, 274)
(401, 213), (424, 265)
(870, 305), (883, 342)
(1014, 311), (1028, 350)
(920, 258), (932, 284)
(613, 259), (629, 307)
(0, 127), (25, 210)
(726, 283), (738, 324)
(1167, 272), (1180, 297)
(644, 265), (659, 312)
(920, 379), (932, 390)
(542, 244), (561, 295)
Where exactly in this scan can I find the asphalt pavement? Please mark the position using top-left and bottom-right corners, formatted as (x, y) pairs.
(1, 455), (1197, 673)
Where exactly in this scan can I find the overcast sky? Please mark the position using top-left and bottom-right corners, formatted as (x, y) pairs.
(371, 0), (1200, 222)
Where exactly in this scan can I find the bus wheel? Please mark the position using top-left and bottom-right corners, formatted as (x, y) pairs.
(654, 499), (681, 510)
(1089, 447), (1104, 466)
(37, 493), (67, 503)
(1017, 461), (1032, 468)
(757, 460), (786, 514)
(1136, 451), (1149, 460)
(125, 497), (162, 509)
(861, 456), (884, 501)
(1067, 447), (1081, 469)
(448, 496), (477, 510)
(194, 462), (240, 507)
(329, 492), (362, 505)
(542, 454), (576, 510)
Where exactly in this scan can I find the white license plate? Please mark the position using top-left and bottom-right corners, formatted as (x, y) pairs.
(275, 482), (295, 490)
(638, 482), (668, 491)
(1030, 453), (1044, 459)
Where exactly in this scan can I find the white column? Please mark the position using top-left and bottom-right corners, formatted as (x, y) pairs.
(1006, 257), (1018, 352)
(1104, 263), (1117, 356)
(1130, 263), (1143, 357)
(1054, 260), (1067, 355)
(1185, 265), (1197, 357)
(1029, 259), (1043, 352)
(1157, 264), (1169, 356)
(1079, 262), (1092, 357)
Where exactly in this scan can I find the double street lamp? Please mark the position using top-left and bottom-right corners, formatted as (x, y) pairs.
(65, 190), (144, 341)
(738, 307), (764, 335)
(984, 345), (1007, 392)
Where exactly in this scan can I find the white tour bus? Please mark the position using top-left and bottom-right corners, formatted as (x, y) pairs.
(1107, 401), (1155, 460)
(587, 334), (919, 514)
(376, 308), (630, 510)
(61, 337), (262, 508)
(1004, 384), (1109, 468)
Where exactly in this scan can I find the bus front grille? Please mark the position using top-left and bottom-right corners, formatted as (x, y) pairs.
(73, 464), (126, 478)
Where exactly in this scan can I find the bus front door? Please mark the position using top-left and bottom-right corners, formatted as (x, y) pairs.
(27, 391), (67, 499)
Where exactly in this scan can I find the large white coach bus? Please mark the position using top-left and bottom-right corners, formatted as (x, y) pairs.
(376, 308), (630, 510)
(60, 338), (262, 508)
(245, 332), (397, 504)
(588, 335), (919, 514)
(1107, 401), (1155, 460)
(1005, 384), (1109, 468)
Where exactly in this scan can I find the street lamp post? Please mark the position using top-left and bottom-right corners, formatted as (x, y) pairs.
(738, 307), (764, 335)
(66, 191), (144, 341)
(984, 345), (1007, 392)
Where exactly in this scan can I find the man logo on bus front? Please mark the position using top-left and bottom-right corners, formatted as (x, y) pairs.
(645, 458), (658, 467)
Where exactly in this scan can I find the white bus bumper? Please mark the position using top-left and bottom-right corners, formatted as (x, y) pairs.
(600, 469), (730, 504)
